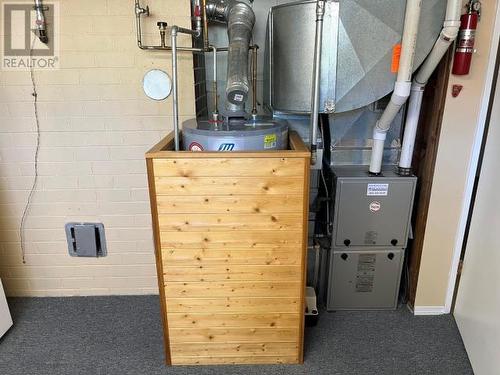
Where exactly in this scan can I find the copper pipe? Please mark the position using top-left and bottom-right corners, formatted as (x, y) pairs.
(201, 0), (209, 49)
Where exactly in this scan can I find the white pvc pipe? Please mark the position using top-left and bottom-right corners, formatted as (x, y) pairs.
(399, 82), (424, 170)
(369, 0), (422, 174)
(398, 0), (462, 173)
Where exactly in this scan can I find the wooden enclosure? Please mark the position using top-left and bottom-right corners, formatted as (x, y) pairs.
(146, 132), (310, 365)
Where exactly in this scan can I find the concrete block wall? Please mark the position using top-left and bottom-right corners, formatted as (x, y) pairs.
(0, 0), (196, 296)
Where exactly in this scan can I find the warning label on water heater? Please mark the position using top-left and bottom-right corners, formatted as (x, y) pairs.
(264, 134), (277, 149)
(367, 183), (389, 196)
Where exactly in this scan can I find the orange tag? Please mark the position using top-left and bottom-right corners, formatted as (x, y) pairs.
(391, 44), (402, 73)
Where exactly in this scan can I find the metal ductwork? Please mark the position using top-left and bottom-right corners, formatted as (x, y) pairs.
(206, 0), (255, 108)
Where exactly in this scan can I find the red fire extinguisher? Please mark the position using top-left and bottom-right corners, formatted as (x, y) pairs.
(452, 1), (481, 75)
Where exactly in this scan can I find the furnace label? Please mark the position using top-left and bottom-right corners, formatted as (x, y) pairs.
(367, 183), (389, 196)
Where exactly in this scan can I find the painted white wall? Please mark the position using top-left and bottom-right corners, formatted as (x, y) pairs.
(0, 0), (195, 297)
(454, 63), (500, 375)
(414, 0), (500, 312)
(0, 279), (13, 338)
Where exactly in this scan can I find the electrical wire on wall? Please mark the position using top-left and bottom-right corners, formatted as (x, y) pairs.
(19, 36), (42, 264)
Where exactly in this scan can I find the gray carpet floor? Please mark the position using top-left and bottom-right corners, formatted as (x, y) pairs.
(0, 296), (472, 375)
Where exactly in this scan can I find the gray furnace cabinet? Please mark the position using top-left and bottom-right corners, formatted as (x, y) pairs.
(327, 167), (417, 310)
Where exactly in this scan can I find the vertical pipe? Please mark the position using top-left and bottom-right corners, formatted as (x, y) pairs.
(193, 0), (203, 38)
(369, 0), (422, 174)
(397, 0), (462, 175)
(211, 45), (219, 121)
(398, 83), (424, 172)
(310, 0), (326, 165)
(251, 46), (258, 119)
(171, 27), (180, 151)
(201, 0), (209, 49)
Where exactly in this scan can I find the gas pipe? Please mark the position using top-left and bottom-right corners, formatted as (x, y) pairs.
(452, 1), (481, 76)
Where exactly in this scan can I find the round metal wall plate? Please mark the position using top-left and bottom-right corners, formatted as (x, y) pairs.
(143, 69), (172, 101)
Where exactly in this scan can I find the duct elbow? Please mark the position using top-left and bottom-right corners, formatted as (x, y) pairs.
(206, 1), (255, 107)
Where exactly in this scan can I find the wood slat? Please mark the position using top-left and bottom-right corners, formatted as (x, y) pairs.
(168, 327), (299, 343)
(170, 342), (299, 357)
(162, 248), (302, 266)
(171, 355), (299, 365)
(166, 297), (300, 314)
(164, 281), (302, 298)
(154, 176), (304, 196)
(164, 265), (301, 282)
(160, 231), (302, 249)
(153, 158), (305, 177)
(167, 313), (301, 328)
(156, 195), (303, 214)
(158, 213), (302, 232)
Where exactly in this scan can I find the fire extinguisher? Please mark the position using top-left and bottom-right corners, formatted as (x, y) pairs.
(452, 1), (481, 75)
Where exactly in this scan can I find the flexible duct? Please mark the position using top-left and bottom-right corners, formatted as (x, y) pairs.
(206, 1), (255, 108)
(398, 0), (462, 174)
(369, 0), (423, 175)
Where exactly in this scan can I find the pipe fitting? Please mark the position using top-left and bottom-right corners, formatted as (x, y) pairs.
(397, 0), (463, 174)
(394, 81), (412, 100)
(316, 0), (326, 20)
(34, 0), (48, 44)
(372, 129), (388, 141)
(442, 24), (460, 40)
(369, 0), (422, 174)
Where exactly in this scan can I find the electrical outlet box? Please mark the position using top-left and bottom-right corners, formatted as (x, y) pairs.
(65, 223), (107, 257)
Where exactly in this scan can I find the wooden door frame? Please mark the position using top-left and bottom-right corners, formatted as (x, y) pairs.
(406, 49), (453, 309)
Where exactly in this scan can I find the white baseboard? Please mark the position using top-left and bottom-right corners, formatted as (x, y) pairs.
(413, 306), (448, 316)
